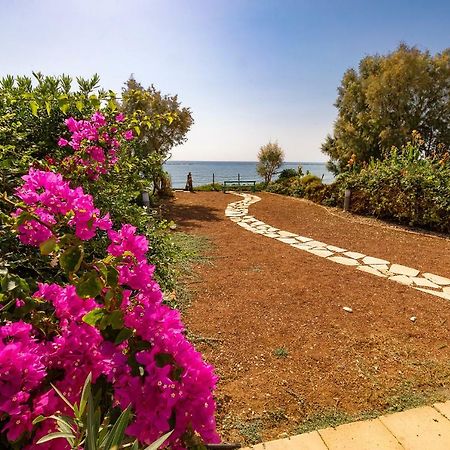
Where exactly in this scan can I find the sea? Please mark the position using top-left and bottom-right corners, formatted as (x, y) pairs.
(164, 161), (334, 189)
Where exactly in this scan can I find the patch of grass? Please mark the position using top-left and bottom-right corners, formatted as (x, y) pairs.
(165, 232), (213, 311)
(295, 409), (352, 435)
(194, 183), (222, 192)
(273, 347), (289, 358)
(234, 419), (263, 445)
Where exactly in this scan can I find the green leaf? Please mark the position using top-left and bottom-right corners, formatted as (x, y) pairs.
(106, 266), (119, 286)
(108, 310), (123, 329)
(114, 327), (133, 344)
(32, 415), (47, 425)
(134, 125), (141, 136)
(76, 271), (104, 298)
(45, 100), (51, 116)
(143, 430), (173, 450)
(39, 237), (57, 256)
(75, 99), (84, 112)
(86, 387), (98, 450)
(78, 372), (92, 417)
(102, 405), (132, 450)
(36, 432), (75, 444)
(58, 97), (70, 114)
(30, 100), (39, 116)
(50, 383), (74, 412)
(82, 308), (105, 326)
(60, 246), (84, 274)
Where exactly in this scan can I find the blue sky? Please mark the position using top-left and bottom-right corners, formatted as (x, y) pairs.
(1, 0), (449, 161)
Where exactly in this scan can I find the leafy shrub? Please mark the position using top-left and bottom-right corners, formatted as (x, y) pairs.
(336, 141), (450, 232)
(277, 168), (297, 180)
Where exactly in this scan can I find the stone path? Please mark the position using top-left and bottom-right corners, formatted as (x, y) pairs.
(244, 400), (450, 450)
(225, 193), (450, 302)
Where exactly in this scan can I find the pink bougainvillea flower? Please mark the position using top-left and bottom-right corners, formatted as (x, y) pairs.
(123, 130), (133, 141)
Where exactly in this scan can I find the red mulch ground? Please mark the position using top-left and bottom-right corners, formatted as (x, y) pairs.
(165, 191), (450, 444)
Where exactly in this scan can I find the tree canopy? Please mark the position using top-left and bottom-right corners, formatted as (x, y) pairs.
(120, 77), (194, 193)
(257, 141), (284, 183)
(322, 44), (450, 174)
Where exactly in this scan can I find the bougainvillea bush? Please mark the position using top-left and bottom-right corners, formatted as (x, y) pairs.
(0, 112), (218, 449)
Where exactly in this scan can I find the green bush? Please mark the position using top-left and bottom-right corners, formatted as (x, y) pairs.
(336, 142), (450, 232)
(277, 168), (297, 180)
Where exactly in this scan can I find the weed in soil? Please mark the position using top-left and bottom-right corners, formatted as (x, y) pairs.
(273, 347), (289, 358)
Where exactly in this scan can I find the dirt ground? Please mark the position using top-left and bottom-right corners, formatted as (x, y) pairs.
(165, 191), (450, 445)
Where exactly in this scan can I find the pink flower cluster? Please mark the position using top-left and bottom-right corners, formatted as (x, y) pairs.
(15, 168), (112, 246)
(2, 167), (219, 448)
(57, 112), (133, 180)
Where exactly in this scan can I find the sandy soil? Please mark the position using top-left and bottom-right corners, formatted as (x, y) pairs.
(165, 191), (450, 444)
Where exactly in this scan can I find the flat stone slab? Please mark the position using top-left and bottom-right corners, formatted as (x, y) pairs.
(276, 237), (299, 244)
(327, 245), (346, 253)
(362, 256), (390, 265)
(388, 264), (420, 277)
(411, 277), (440, 289)
(306, 248), (334, 258)
(370, 264), (390, 272)
(319, 418), (403, 450)
(380, 406), (450, 450)
(296, 236), (313, 243)
(343, 251), (366, 260)
(278, 230), (298, 237)
(291, 243), (313, 250)
(357, 266), (387, 277)
(422, 273), (450, 286)
(307, 240), (328, 248)
(328, 256), (360, 266)
(264, 232), (280, 238)
(415, 288), (450, 301)
(444, 286), (450, 294)
(389, 274), (414, 286)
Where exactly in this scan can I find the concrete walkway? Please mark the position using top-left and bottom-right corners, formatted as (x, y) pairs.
(225, 193), (450, 302)
(244, 401), (450, 450)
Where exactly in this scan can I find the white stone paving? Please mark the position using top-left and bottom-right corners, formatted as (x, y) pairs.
(225, 192), (450, 302)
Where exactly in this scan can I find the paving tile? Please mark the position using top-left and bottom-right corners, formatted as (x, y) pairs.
(278, 231), (298, 237)
(434, 401), (450, 420)
(357, 266), (387, 277)
(343, 251), (366, 260)
(291, 243), (313, 250)
(411, 277), (441, 289)
(327, 245), (347, 253)
(307, 249), (334, 258)
(265, 233), (281, 238)
(422, 273), (450, 286)
(362, 256), (390, 265)
(277, 237), (299, 244)
(328, 256), (360, 266)
(380, 405), (450, 450)
(319, 418), (403, 450)
(388, 264), (420, 277)
(370, 264), (390, 272)
(444, 286), (450, 294)
(415, 288), (450, 301)
(286, 431), (328, 449)
(296, 236), (313, 242)
(389, 275), (413, 286)
(307, 240), (328, 248)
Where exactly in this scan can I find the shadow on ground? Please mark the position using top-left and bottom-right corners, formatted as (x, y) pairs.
(163, 196), (222, 230)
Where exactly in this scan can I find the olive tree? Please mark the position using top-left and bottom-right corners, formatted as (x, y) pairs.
(257, 141), (284, 183)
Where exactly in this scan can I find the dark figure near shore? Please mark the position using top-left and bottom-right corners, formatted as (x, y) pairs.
(185, 172), (193, 191)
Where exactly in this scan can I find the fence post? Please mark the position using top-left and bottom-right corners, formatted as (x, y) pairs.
(238, 173), (240, 187)
(212, 173), (215, 188)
